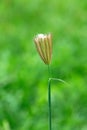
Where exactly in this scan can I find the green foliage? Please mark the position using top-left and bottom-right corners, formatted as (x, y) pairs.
(0, 0), (87, 130)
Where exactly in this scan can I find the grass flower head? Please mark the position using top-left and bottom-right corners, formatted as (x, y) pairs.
(34, 33), (52, 65)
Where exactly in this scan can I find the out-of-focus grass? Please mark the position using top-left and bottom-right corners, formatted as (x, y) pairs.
(0, 0), (87, 130)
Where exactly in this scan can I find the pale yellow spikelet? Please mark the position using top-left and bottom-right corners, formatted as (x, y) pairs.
(34, 33), (52, 65)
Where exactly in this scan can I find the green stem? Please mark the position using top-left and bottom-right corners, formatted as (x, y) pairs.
(48, 65), (52, 130)
(48, 66), (69, 130)
(48, 65), (51, 78)
(48, 76), (52, 130)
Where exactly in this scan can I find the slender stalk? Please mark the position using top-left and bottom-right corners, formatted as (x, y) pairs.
(48, 65), (52, 130)
(48, 65), (51, 77)
(48, 66), (69, 130)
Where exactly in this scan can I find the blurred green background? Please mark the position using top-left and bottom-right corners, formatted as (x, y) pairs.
(0, 0), (87, 130)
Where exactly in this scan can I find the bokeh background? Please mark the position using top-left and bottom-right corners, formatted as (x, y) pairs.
(0, 0), (87, 130)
